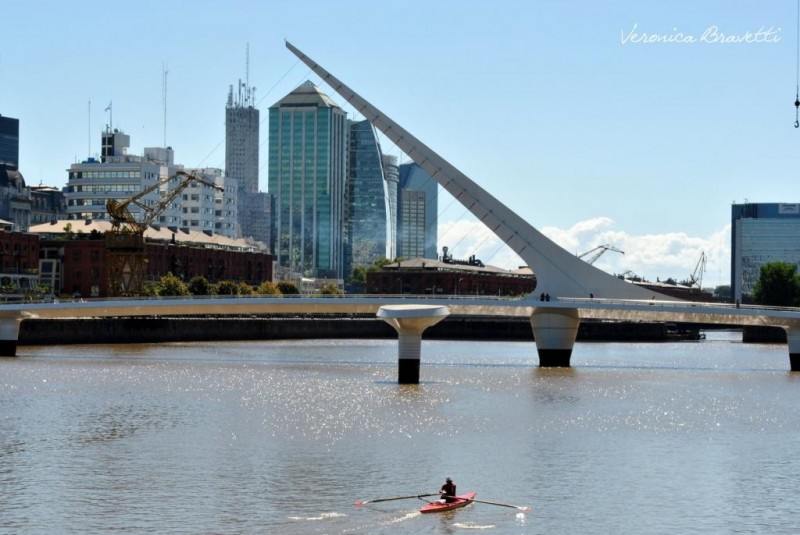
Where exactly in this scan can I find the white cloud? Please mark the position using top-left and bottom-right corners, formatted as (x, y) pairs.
(438, 217), (731, 289)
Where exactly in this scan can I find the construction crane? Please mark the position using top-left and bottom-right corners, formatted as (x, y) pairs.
(688, 251), (707, 289)
(106, 170), (224, 297)
(578, 244), (624, 265)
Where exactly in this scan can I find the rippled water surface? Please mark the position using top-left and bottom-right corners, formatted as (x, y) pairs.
(1, 331), (798, 534)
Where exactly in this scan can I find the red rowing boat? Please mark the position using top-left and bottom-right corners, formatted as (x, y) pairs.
(419, 492), (477, 514)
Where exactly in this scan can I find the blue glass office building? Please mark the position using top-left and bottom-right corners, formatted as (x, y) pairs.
(731, 202), (800, 301)
(397, 163), (438, 260)
(344, 120), (390, 276)
(0, 115), (19, 170)
(268, 82), (347, 279)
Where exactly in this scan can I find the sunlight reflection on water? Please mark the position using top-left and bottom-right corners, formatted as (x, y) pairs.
(2, 333), (798, 534)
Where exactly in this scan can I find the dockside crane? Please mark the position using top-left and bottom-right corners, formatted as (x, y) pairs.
(578, 244), (624, 265)
(106, 170), (224, 297)
(688, 251), (707, 290)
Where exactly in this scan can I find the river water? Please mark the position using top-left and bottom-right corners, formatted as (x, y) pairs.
(1, 330), (798, 534)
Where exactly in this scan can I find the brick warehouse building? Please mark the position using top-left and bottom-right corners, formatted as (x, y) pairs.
(0, 222), (42, 295)
(24, 220), (272, 298)
(367, 256), (535, 297)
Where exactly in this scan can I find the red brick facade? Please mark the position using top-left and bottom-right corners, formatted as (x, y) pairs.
(0, 230), (272, 298)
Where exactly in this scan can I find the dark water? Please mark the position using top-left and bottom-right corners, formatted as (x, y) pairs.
(1, 331), (798, 534)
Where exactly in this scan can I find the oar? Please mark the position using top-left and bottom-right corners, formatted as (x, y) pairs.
(465, 498), (531, 512)
(354, 493), (440, 506)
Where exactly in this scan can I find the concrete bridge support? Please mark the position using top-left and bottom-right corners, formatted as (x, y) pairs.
(377, 304), (450, 384)
(0, 318), (22, 357)
(786, 325), (800, 372)
(530, 308), (580, 367)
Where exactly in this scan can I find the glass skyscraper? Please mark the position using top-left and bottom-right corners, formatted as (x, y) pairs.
(0, 115), (20, 170)
(344, 120), (390, 277)
(268, 81), (347, 279)
(731, 202), (800, 301)
(397, 163), (438, 260)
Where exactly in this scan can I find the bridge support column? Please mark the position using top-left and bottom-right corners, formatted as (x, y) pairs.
(377, 305), (450, 384)
(786, 325), (800, 372)
(0, 318), (22, 357)
(530, 308), (580, 367)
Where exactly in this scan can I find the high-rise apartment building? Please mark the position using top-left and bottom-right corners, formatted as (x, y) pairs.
(158, 167), (222, 235)
(731, 202), (800, 301)
(397, 163), (438, 260)
(344, 120), (390, 276)
(268, 81), (347, 279)
(225, 79), (263, 243)
(0, 115), (20, 169)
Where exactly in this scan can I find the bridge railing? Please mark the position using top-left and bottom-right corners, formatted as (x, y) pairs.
(557, 296), (800, 314)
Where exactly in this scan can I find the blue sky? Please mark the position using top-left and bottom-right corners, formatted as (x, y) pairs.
(2, 1), (797, 289)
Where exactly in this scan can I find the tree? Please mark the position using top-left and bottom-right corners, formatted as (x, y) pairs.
(277, 281), (299, 295)
(237, 282), (254, 295)
(346, 265), (367, 294)
(62, 222), (74, 241)
(256, 281), (281, 295)
(713, 285), (731, 299)
(157, 273), (190, 297)
(752, 261), (800, 306)
(319, 283), (342, 296)
(187, 275), (213, 296)
(371, 257), (393, 270)
(215, 280), (239, 295)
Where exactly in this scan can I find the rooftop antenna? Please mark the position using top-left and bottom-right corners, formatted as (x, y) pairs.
(105, 101), (113, 132)
(246, 42), (250, 106)
(795, 0), (799, 127)
(87, 100), (91, 158)
(162, 62), (169, 146)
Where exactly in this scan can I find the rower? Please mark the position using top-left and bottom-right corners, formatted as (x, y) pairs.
(440, 477), (457, 503)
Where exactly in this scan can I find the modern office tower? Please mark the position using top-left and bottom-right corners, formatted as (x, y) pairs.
(382, 154), (399, 260)
(225, 78), (264, 243)
(731, 202), (800, 301)
(0, 115), (20, 169)
(268, 81), (347, 279)
(397, 162), (438, 259)
(244, 191), (271, 246)
(344, 120), (390, 277)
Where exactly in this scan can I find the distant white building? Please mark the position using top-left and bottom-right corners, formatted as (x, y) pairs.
(155, 167), (221, 235)
(65, 129), (172, 223)
(66, 129), (229, 236)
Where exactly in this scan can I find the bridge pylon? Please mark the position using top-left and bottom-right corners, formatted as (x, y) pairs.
(377, 304), (450, 383)
(0, 318), (22, 357)
(786, 325), (800, 372)
(531, 307), (580, 367)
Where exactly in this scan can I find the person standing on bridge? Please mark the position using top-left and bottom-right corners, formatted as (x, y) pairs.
(439, 477), (457, 503)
